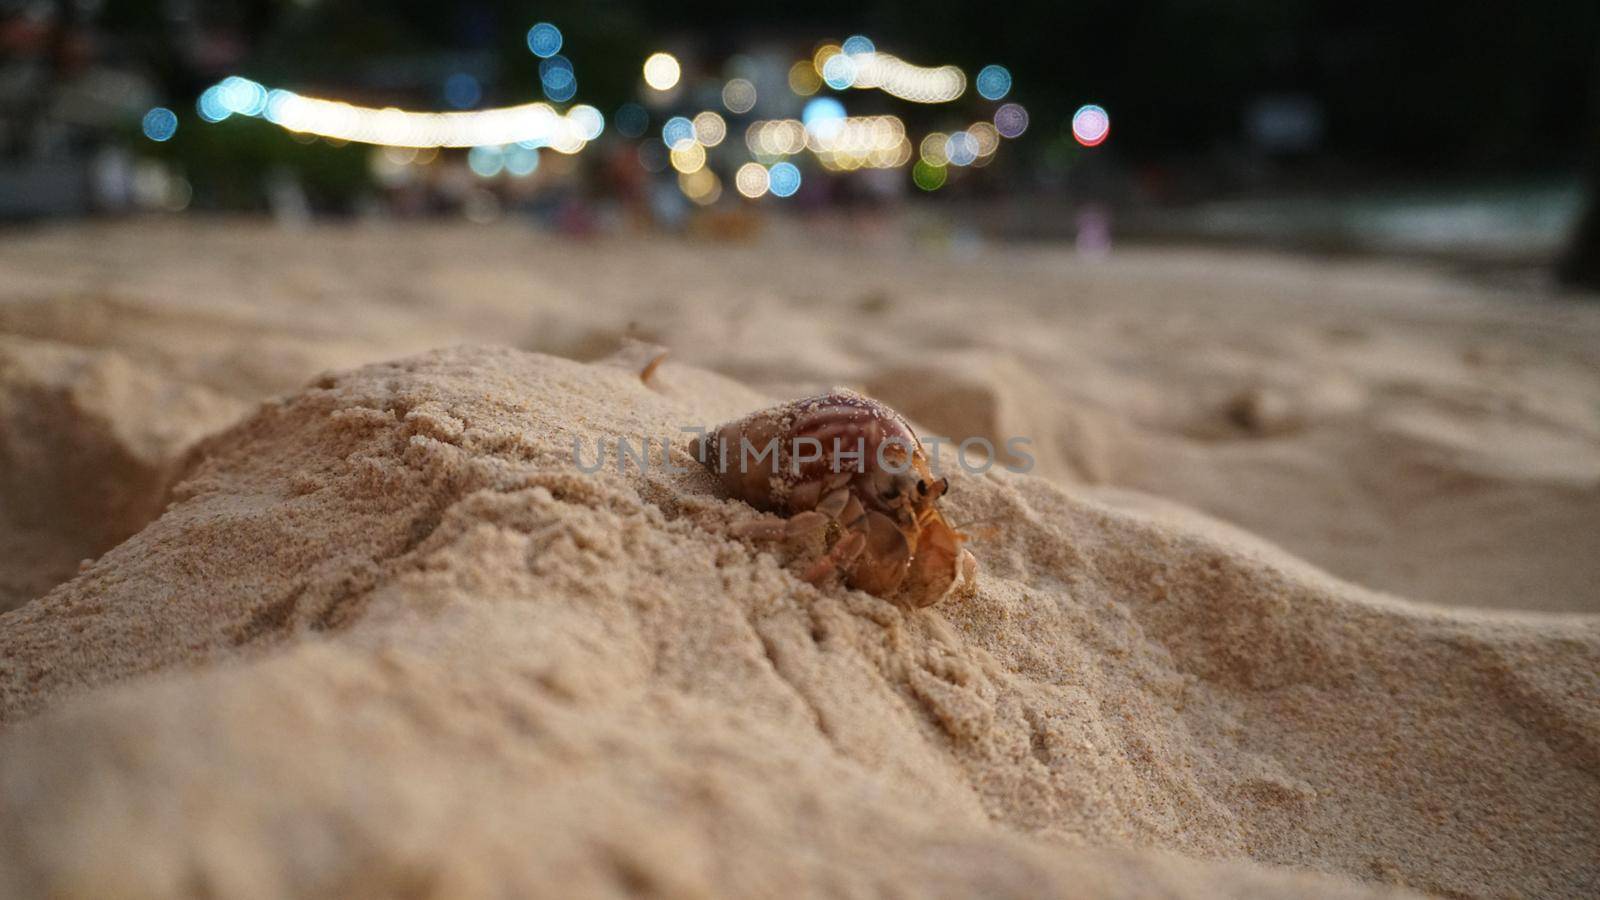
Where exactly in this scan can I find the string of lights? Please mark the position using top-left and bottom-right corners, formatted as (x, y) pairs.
(177, 30), (1109, 204)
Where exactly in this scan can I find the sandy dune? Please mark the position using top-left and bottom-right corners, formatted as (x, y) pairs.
(0, 222), (1597, 896)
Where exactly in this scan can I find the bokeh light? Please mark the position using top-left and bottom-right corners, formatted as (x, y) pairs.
(444, 73), (481, 110)
(264, 89), (294, 122)
(821, 54), (857, 90)
(787, 61), (822, 96)
(945, 130), (979, 166)
(804, 115), (907, 169)
(995, 102), (1029, 138)
(812, 44), (844, 76)
(504, 145), (541, 176)
(692, 111), (726, 147)
(669, 140), (706, 173)
(722, 78), (757, 114)
(1072, 104), (1110, 147)
(912, 159), (947, 190)
(227, 82), (602, 149)
(218, 76), (268, 117)
(968, 121), (1000, 157)
(568, 105), (605, 141)
(468, 145), (504, 178)
(678, 167), (721, 205)
(801, 97), (846, 138)
(183, 32), (1036, 203)
(735, 162), (770, 198)
(842, 35), (876, 56)
(746, 119), (808, 156)
(643, 53), (681, 91)
(141, 107), (178, 142)
(197, 86), (229, 122)
(526, 23), (563, 59)
(975, 65), (1012, 101)
(540, 56), (576, 102)
(768, 161), (802, 197)
(847, 53), (965, 103)
(662, 116), (695, 149)
(615, 102), (648, 138)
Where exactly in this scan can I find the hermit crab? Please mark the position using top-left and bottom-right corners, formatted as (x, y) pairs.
(700, 390), (978, 608)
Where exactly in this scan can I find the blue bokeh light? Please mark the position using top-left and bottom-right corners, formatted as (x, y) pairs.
(197, 86), (230, 123)
(543, 79), (577, 102)
(976, 65), (1012, 101)
(444, 73), (481, 109)
(768, 162), (802, 198)
(539, 56), (576, 102)
(662, 116), (695, 148)
(801, 97), (846, 129)
(526, 23), (563, 58)
(540, 56), (573, 84)
(841, 35), (875, 56)
(504, 145), (540, 177)
(218, 76), (267, 116)
(820, 54), (857, 90)
(945, 131), (979, 166)
(141, 107), (178, 142)
(615, 102), (648, 138)
(468, 145), (504, 178)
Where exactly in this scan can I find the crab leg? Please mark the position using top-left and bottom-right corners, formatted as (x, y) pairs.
(803, 530), (866, 584)
(730, 518), (789, 541)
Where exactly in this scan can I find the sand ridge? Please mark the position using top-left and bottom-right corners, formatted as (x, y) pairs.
(1, 344), (1594, 897)
(4, 222), (1598, 613)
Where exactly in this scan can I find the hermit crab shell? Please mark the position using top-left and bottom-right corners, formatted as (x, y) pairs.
(702, 390), (977, 608)
(703, 391), (920, 513)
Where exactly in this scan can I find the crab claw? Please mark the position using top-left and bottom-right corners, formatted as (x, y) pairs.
(899, 519), (976, 608)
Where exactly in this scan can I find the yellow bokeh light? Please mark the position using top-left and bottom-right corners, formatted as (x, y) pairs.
(643, 53), (682, 91)
(919, 132), (950, 166)
(735, 162), (769, 198)
(257, 93), (594, 149)
(846, 52), (966, 104)
(788, 61), (821, 96)
(889, 137), (913, 167)
(692, 111), (727, 147)
(805, 115), (904, 154)
(669, 140), (706, 173)
(679, 168), (721, 205)
(745, 119), (808, 156)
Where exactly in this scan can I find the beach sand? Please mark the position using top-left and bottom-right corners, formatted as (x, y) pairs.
(0, 221), (1596, 897)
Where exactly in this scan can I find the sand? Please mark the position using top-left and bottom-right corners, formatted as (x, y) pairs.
(0, 221), (1597, 897)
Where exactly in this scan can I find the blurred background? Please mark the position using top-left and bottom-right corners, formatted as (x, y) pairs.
(2, 0), (1597, 284)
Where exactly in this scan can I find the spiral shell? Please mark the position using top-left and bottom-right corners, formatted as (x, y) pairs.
(703, 390), (976, 607)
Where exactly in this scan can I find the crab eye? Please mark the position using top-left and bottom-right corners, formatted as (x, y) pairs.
(916, 479), (928, 496)
(939, 477), (949, 495)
